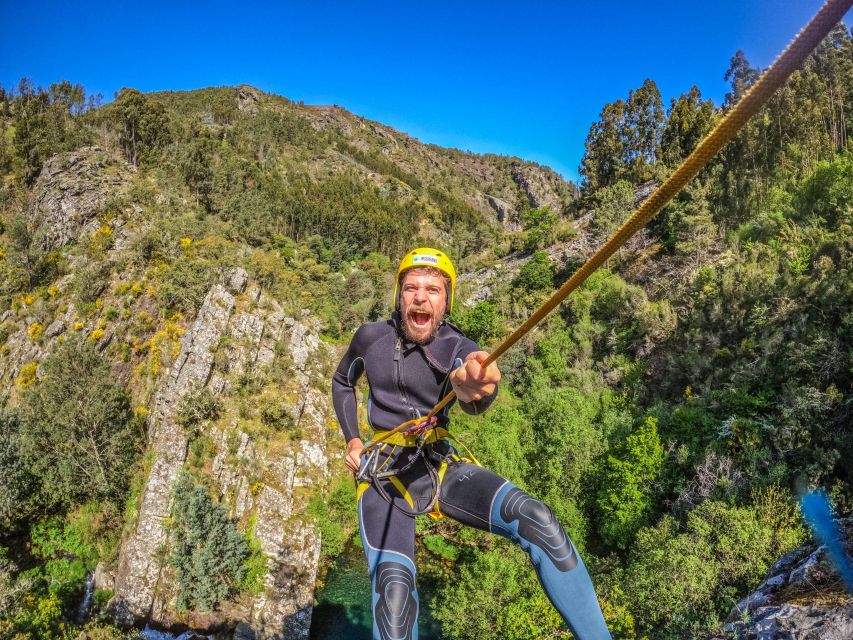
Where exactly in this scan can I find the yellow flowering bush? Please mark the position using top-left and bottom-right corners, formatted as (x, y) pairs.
(28, 322), (44, 340)
(16, 362), (38, 387)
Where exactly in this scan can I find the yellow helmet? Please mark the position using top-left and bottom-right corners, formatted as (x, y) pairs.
(393, 247), (457, 313)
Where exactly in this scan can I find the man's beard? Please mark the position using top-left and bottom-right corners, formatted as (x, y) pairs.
(401, 306), (445, 345)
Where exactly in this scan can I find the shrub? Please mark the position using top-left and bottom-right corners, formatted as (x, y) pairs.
(513, 251), (555, 293)
(15, 361), (38, 388)
(308, 477), (358, 559)
(625, 495), (807, 638)
(422, 534), (459, 562)
(449, 301), (504, 346)
(239, 516), (268, 596)
(596, 417), (665, 548)
(71, 261), (111, 307)
(432, 545), (566, 640)
(27, 322), (43, 340)
(176, 387), (223, 434)
(168, 471), (248, 611)
(155, 256), (216, 314)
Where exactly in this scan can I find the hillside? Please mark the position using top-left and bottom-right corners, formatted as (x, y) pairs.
(1, 22), (852, 640)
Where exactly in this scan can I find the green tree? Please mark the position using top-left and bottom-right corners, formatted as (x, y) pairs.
(111, 87), (170, 166)
(0, 410), (33, 527)
(520, 205), (557, 250)
(17, 336), (139, 511)
(593, 180), (635, 235)
(624, 78), (665, 180)
(660, 86), (716, 167)
(580, 99), (628, 193)
(796, 150), (853, 226)
(168, 471), (248, 611)
(181, 125), (217, 211)
(11, 78), (92, 183)
(596, 417), (665, 548)
(723, 50), (761, 108)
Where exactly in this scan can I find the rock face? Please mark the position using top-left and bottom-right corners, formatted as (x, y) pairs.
(111, 280), (237, 626)
(237, 85), (262, 115)
(720, 518), (853, 640)
(27, 146), (133, 251)
(110, 268), (331, 639)
(485, 194), (518, 230)
(511, 163), (567, 212)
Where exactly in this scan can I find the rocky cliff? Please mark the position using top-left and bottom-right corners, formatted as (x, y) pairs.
(715, 519), (853, 640)
(109, 269), (332, 639)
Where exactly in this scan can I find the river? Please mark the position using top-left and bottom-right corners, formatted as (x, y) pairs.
(310, 545), (442, 640)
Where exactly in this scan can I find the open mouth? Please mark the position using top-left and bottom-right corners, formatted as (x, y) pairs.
(409, 311), (432, 327)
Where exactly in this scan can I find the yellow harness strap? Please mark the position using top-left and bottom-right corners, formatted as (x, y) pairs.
(388, 476), (415, 509)
(371, 426), (452, 448)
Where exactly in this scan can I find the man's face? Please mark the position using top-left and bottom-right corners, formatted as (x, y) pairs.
(399, 268), (447, 345)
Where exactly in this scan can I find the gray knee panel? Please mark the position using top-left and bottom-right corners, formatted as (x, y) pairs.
(374, 561), (418, 640)
(499, 487), (578, 571)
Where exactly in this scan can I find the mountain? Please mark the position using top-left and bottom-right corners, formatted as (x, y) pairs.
(1, 26), (852, 639)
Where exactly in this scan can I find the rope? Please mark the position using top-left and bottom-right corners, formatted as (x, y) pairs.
(364, 0), (853, 453)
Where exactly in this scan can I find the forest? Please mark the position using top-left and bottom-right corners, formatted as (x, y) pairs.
(0, 20), (851, 640)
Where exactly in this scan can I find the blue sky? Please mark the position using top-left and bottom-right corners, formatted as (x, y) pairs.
(2, 1), (849, 181)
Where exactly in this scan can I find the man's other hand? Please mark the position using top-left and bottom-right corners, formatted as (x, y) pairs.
(346, 437), (364, 473)
(449, 351), (500, 404)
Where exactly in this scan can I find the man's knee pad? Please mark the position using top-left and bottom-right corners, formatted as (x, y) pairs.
(374, 561), (418, 640)
(498, 487), (578, 571)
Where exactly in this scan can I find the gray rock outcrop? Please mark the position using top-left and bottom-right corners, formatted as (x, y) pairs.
(485, 194), (519, 230)
(721, 518), (853, 640)
(237, 85), (262, 115)
(110, 268), (330, 639)
(27, 147), (133, 251)
(111, 281), (237, 626)
(511, 163), (566, 212)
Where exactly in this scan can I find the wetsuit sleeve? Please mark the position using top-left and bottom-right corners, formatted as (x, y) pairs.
(454, 336), (498, 415)
(332, 325), (369, 444)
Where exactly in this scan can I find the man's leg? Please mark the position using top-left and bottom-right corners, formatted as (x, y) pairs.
(438, 462), (612, 640)
(358, 482), (419, 640)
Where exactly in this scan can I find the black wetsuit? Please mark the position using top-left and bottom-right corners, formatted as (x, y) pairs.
(332, 314), (612, 640)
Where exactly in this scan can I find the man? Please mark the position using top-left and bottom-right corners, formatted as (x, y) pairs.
(332, 247), (612, 640)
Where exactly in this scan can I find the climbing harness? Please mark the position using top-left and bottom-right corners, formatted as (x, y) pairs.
(361, 0), (853, 461)
(356, 418), (482, 518)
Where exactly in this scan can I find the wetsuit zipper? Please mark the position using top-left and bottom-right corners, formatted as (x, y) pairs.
(394, 336), (419, 420)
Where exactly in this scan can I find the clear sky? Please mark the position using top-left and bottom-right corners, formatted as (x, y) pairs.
(2, 1), (849, 181)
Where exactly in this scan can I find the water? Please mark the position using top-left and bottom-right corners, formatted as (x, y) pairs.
(75, 571), (95, 624)
(310, 545), (441, 640)
(140, 625), (212, 640)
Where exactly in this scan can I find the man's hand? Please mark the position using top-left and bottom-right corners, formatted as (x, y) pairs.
(449, 351), (500, 404)
(345, 437), (364, 474)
